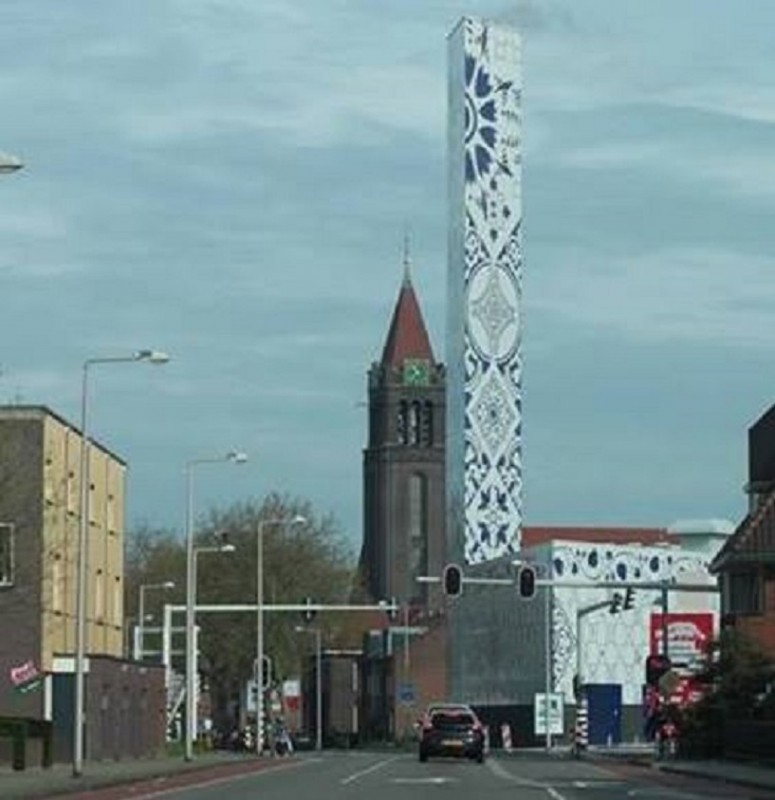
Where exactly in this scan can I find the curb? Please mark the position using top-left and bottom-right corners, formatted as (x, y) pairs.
(654, 762), (775, 793)
(2, 755), (278, 800)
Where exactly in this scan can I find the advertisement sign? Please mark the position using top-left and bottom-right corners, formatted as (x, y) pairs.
(283, 679), (301, 713)
(649, 613), (713, 707)
(649, 613), (713, 667)
(9, 660), (42, 695)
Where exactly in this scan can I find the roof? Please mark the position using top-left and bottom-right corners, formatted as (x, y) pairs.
(710, 489), (775, 572)
(522, 526), (674, 548)
(0, 404), (127, 466)
(380, 267), (435, 367)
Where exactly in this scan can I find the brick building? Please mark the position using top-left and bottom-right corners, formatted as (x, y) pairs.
(711, 404), (775, 657)
(0, 405), (165, 761)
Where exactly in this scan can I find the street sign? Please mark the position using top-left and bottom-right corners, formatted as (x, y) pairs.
(398, 682), (416, 705)
(534, 692), (564, 736)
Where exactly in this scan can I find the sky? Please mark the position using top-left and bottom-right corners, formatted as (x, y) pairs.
(2, 0), (774, 550)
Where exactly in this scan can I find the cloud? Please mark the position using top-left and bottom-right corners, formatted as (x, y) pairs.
(530, 247), (775, 347)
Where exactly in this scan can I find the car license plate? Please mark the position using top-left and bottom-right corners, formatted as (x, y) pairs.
(441, 739), (463, 747)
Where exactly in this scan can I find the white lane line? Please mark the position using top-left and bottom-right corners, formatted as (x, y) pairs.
(340, 755), (402, 785)
(131, 757), (322, 799)
(486, 756), (568, 800)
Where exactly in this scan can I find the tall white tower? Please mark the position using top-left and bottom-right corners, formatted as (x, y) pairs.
(447, 18), (523, 565)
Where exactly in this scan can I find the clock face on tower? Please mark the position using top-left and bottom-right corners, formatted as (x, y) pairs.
(403, 358), (431, 386)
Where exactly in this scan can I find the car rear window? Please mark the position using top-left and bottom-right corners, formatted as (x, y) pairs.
(432, 712), (475, 727)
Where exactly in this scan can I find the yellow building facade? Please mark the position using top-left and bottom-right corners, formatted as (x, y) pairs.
(0, 405), (126, 716)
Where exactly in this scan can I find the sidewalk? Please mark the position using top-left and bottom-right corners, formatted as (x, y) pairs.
(655, 759), (775, 792)
(0, 751), (261, 800)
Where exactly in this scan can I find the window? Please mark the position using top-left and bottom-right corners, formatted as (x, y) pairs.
(95, 570), (104, 619)
(113, 576), (122, 625)
(422, 402), (434, 446)
(397, 401), (408, 444)
(66, 470), (77, 514)
(0, 524), (14, 586)
(52, 555), (63, 611)
(409, 402), (420, 445)
(106, 492), (116, 533)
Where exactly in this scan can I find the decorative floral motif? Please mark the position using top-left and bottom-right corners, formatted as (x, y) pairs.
(452, 18), (522, 565)
(471, 371), (516, 457)
(469, 266), (518, 357)
(464, 54), (499, 184)
(547, 541), (718, 705)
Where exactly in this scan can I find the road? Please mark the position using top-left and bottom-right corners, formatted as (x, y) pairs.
(121, 751), (773, 800)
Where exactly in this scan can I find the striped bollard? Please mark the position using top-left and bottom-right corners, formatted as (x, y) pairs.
(574, 695), (588, 756)
(501, 723), (513, 751)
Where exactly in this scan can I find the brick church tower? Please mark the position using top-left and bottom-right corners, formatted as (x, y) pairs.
(359, 256), (447, 614)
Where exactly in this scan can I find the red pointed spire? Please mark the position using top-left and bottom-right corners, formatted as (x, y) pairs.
(380, 243), (435, 366)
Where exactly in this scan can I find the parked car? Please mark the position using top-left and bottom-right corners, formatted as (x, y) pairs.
(418, 705), (485, 763)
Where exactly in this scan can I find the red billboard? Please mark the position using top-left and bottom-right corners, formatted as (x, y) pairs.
(649, 612), (714, 707)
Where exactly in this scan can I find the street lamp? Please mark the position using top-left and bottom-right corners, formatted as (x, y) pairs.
(73, 349), (170, 778)
(136, 582), (175, 660)
(0, 151), (23, 174)
(188, 541), (235, 746)
(184, 453), (247, 761)
(255, 514), (306, 755)
(294, 625), (322, 751)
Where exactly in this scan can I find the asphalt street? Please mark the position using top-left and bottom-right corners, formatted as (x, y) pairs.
(117, 751), (775, 800)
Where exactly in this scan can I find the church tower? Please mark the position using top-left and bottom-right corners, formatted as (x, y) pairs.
(360, 255), (446, 614)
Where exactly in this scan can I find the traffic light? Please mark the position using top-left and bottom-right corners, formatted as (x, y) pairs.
(302, 596), (317, 623)
(443, 563), (463, 597)
(645, 654), (671, 687)
(518, 566), (536, 599)
(610, 588), (636, 613)
(260, 654), (272, 690)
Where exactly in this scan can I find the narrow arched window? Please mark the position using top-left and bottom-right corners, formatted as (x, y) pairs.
(422, 402), (433, 446)
(397, 401), (408, 444)
(409, 402), (420, 445)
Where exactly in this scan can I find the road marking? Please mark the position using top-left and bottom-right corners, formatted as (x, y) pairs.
(131, 758), (322, 799)
(486, 756), (568, 800)
(340, 755), (402, 785)
(391, 776), (456, 785)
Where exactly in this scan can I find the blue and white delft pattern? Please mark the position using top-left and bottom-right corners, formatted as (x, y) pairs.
(451, 18), (522, 564)
(546, 541), (719, 706)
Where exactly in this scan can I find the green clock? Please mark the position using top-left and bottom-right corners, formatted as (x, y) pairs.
(403, 358), (430, 386)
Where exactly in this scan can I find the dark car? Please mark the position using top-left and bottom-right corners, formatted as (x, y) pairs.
(418, 707), (485, 763)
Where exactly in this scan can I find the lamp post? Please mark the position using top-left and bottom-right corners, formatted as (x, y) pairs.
(294, 625), (322, 751)
(0, 151), (23, 174)
(184, 453), (247, 761)
(189, 542), (235, 744)
(137, 582), (175, 660)
(73, 349), (170, 778)
(255, 514), (306, 755)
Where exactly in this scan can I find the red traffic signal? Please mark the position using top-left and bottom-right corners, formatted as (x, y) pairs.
(443, 563), (463, 597)
(518, 566), (536, 599)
